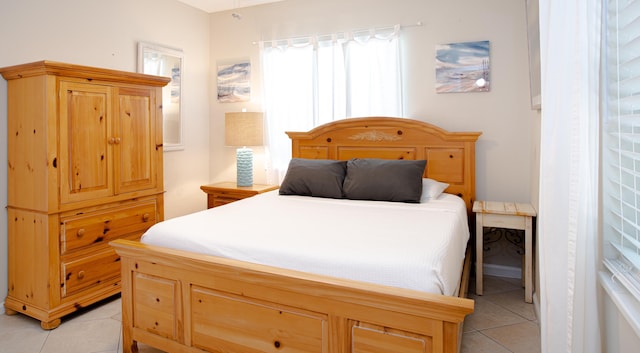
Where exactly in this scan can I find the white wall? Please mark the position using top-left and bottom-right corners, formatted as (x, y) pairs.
(207, 0), (539, 208)
(0, 0), (211, 310)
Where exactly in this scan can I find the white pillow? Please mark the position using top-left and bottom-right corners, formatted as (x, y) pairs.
(420, 178), (449, 202)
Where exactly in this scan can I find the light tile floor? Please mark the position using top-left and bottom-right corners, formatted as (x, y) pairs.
(463, 275), (541, 353)
(0, 275), (539, 353)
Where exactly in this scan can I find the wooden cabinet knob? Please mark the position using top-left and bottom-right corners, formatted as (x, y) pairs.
(77, 271), (85, 280)
(108, 137), (116, 144)
(76, 228), (85, 238)
(142, 213), (150, 222)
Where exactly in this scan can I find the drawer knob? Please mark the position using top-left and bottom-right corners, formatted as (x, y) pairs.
(142, 213), (150, 222)
(76, 229), (85, 238)
(274, 341), (281, 348)
(77, 271), (85, 280)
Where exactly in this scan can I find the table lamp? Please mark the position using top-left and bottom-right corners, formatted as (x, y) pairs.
(225, 112), (264, 186)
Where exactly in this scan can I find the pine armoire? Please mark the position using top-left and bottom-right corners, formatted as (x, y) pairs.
(0, 61), (170, 329)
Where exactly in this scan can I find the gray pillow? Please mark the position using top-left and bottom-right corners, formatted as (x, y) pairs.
(343, 158), (427, 203)
(279, 158), (347, 199)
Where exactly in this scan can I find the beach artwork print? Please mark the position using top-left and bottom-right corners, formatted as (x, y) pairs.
(435, 40), (490, 93)
(217, 61), (251, 102)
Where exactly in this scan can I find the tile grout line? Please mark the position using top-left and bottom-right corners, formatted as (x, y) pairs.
(38, 330), (50, 353)
(476, 329), (517, 353)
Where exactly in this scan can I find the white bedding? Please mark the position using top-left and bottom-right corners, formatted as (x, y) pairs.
(141, 191), (470, 296)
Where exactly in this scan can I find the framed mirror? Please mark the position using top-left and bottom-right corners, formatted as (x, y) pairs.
(138, 42), (184, 151)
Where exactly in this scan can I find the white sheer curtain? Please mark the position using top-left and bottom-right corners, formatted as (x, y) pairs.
(261, 43), (316, 183)
(260, 27), (401, 183)
(538, 0), (602, 352)
(345, 30), (402, 118)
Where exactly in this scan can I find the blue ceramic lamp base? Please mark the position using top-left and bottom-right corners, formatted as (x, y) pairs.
(236, 147), (253, 187)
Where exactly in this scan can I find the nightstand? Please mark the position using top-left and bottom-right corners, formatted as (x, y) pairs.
(473, 201), (537, 303)
(200, 182), (279, 208)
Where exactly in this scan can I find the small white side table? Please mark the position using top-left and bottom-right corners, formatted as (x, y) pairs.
(473, 201), (537, 303)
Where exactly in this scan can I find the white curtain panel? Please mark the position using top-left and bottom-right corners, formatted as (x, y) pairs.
(261, 43), (316, 183)
(538, 0), (602, 352)
(260, 28), (401, 184)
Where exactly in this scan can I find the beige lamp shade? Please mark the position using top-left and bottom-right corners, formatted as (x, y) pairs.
(225, 112), (264, 146)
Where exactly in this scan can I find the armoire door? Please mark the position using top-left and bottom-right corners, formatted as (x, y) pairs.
(59, 81), (114, 204)
(113, 87), (158, 194)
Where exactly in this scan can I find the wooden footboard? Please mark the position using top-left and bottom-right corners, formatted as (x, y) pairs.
(111, 239), (473, 353)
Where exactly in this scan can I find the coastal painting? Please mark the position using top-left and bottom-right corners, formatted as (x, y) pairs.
(217, 61), (251, 102)
(435, 40), (490, 93)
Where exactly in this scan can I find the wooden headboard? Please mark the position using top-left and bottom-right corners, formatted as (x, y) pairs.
(286, 117), (482, 213)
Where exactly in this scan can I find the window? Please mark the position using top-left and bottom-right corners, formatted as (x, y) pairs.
(260, 26), (402, 182)
(602, 0), (640, 303)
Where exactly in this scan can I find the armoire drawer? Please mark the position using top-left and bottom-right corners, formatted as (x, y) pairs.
(61, 248), (121, 298)
(61, 201), (157, 254)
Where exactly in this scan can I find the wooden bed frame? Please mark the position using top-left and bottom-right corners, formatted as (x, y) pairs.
(111, 117), (481, 353)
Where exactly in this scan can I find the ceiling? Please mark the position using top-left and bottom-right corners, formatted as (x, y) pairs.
(176, 0), (283, 13)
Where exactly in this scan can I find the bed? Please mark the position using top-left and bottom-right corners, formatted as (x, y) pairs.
(111, 117), (481, 353)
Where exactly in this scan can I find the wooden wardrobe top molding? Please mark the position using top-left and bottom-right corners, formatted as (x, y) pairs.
(0, 60), (171, 86)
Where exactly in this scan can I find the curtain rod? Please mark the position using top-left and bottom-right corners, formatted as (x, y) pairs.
(253, 21), (423, 45)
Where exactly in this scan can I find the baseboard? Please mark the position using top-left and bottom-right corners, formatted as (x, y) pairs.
(533, 291), (541, 323)
(483, 263), (522, 279)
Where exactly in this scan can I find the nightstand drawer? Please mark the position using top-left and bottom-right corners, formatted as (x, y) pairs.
(210, 196), (239, 208)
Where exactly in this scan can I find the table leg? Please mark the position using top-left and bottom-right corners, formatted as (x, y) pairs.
(475, 213), (484, 296)
(524, 216), (533, 303)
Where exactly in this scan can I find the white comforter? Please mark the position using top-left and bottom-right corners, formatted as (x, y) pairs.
(141, 191), (470, 296)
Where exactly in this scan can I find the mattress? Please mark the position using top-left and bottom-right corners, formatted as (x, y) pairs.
(141, 190), (470, 296)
